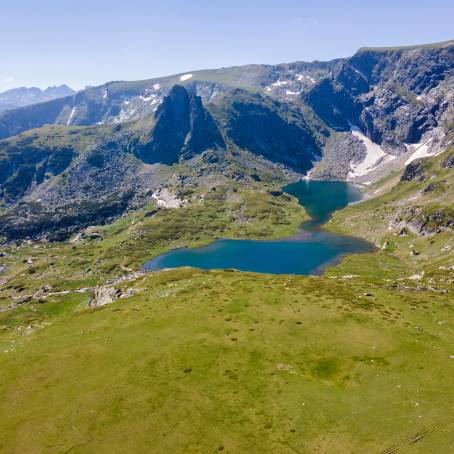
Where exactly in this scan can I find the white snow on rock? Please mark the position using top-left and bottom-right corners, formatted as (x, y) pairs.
(297, 74), (316, 83)
(285, 89), (299, 96)
(179, 74), (193, 81)
(348, 126), (396, 178)
(102, 89), (108, 99)
(67, 107), (76, 125)
(140, 93), (156, 102)
(404, 138), (435, 165)
(153, 83), (160, 90)
(113, 107), (136, 123)
(271, 80), (288, 87)
(351, 66), (368, 81)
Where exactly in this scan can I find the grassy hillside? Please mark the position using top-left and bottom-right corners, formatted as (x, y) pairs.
(328, 149), (454, 285)
(0, 183), (306, 308)
(0, 151), (453, 453)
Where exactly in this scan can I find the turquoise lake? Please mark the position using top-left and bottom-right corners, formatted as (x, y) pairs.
(143, 180), (374, 275)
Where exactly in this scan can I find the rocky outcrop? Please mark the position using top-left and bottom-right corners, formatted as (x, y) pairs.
(305, 41), (454, 154)
(393, 206), (454, 236)
(88, 286), (123, 307)
(441, 153), (454, 168)
(131, 85), (225, 165)
(310, 133), (366, 180)
(400, 159), (426, 182)
(220, 90), (320, 171)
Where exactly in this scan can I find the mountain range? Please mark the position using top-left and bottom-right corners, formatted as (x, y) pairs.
(0, 40), (453, 240)
(0, 85), (75, 112)
(0, 39), (453, 453)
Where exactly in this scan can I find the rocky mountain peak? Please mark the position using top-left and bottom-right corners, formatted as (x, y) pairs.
(133, 85), (225, 165)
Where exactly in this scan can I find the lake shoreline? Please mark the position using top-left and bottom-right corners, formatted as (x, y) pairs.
(143, 180), (376, 276)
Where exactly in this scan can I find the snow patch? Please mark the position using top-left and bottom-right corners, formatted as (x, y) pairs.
(102, 89), (108, 99)
(153, 83), (160, 90)
(285, 89), (299, 96)
(140, 93), (157, 102)
(113, 108), (136, 123)
(404, 139), (435, 165)
(351, 66), (368, 81)
(348, 126), (396, 178)
(271, 80), (288, 87)
(179, 73), (193, 81)
(67, 107), (76, 125)
(297, 74), (316, 83)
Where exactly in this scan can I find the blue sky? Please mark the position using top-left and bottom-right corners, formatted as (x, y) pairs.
(1, 0), (453, 92)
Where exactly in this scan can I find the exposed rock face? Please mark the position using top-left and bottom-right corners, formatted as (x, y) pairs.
(393, 207), (454, 236)
(310, 133), (366, 180)
(305, 78), (363, 131)
(441, 153), (454, 168)
(401, 159), (425, 182)
(305, 41), (454, 154)
(88, 287), (123, 307)
(132, 85), (225, 164)
(222, 91), (319, 171)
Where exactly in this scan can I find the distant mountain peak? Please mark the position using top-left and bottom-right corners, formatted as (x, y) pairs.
(0, 84), (75, 112)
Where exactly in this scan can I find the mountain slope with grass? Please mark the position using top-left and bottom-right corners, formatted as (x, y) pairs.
(0, 85), (321, 241)
(0, 148), (453, 454)
(0, 40), (453, 453)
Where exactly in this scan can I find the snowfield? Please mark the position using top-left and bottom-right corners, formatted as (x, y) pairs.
(348, 126), (396, 178)
(271, 80), (288, 87)
(297, 74), (316, 83)
(404, 138), (436, 165)
(179, 74), (193, 81)
(67, 107), (76, 125)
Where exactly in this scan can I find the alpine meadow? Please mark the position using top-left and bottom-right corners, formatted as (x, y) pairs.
(0, 2), (453, 453)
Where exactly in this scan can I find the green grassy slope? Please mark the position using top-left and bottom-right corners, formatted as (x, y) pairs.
(328, 149), (454, 285)
(0, 151), (453, 453)
(0, 183), (306, 308)
(1, 269), (453, 453)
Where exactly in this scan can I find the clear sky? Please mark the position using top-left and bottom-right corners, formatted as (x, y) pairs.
(1, 0), (453, 92)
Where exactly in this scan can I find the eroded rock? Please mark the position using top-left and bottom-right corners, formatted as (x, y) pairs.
(88, 287), (123, 307)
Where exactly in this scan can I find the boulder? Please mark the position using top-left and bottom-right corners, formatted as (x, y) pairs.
(400, 159), (425, 182)
(88, 287), (123, 307)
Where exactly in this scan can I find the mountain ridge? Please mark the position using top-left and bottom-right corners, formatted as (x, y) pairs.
(0, 39), (452, 240)
(0, 85), (75, 112)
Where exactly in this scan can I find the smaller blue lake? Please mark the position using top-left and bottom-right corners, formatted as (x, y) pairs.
(144, 180), (374, 275)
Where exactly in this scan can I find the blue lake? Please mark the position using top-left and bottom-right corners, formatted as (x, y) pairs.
(143, 180), (374, 275)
